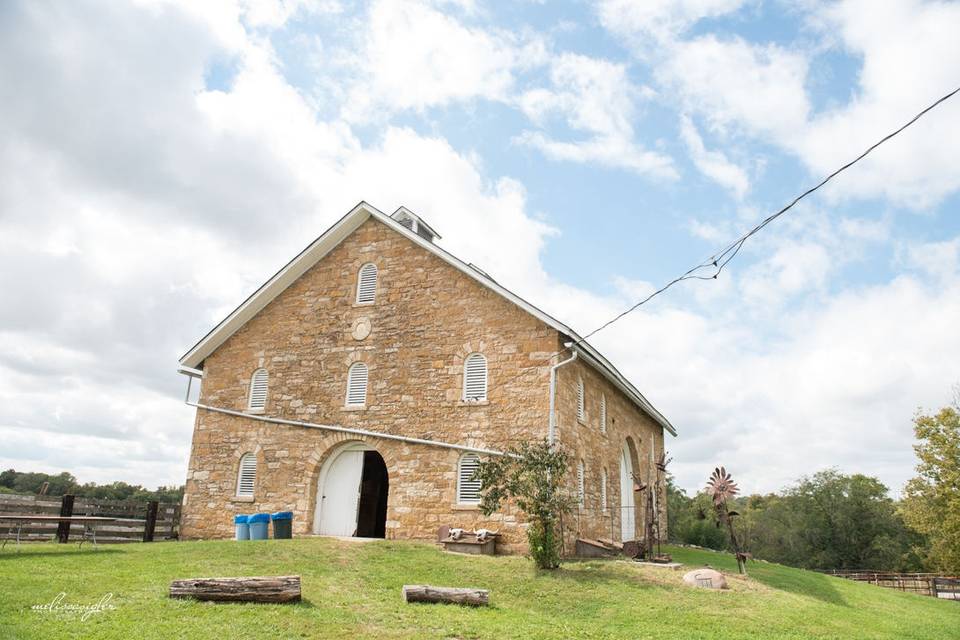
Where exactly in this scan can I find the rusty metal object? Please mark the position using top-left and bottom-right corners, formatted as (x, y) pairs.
(705, 467), (747, 575)
(707, 467), (739, 505)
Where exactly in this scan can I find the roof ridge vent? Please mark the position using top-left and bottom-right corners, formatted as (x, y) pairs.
(390, 206), (441, 243)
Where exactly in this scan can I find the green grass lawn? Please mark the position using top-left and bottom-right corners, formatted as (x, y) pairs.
(1, 539), (958, 640)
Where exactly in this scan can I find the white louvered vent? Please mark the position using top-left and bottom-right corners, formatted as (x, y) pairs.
(346, 362), (368, 406)
(577, 460), (585, 507)
(248, 368), (268, 411)
(576, 379), (585, 421)
(237, 453), (257, 497)
(600, 394), (607, 434)
(463, 353), (488, 401)
(356, 263), (378, 304)
(601, 469), (608, 512)
(457, 453), (482, 504)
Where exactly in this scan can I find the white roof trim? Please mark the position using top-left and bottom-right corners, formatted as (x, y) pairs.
(178, 201), (676, 436)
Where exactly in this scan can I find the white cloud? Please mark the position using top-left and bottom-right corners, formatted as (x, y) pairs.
(658, 35), (811, 140)
(630, 0), (960, 207)
(515, 53), (677, 178)
(796, 0), (960, 207)
(597, 0), (749, 45)
(586, 250), (960, 494)
(901, 237), (960, 284)
(340, 0), (536, 121)
(679, 114), (749, 198)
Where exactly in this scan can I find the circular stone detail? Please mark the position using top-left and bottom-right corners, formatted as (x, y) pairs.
(351, 317), (372, 341)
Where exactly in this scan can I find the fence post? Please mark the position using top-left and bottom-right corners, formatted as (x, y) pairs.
(57, 494), (75, 543)
(143, 501), (159, 542)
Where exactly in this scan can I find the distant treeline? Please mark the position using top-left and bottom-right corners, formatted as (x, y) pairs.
(668, 469), (926, 572)
(0, 469), (183, 504)
(668, 400), (959, 575)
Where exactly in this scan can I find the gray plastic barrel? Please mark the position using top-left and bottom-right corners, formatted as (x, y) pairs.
(271, 511), (293, 539)
(234, 514), (250, 540)
(248, 513), (270, 540)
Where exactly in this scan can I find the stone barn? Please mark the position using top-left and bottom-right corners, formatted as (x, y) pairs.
(177, 201), (675, 552)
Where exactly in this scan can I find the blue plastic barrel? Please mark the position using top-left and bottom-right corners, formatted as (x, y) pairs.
(248, 513), (270, 540)
(234, 514), (250, 541)
(271, 511), (293, 539)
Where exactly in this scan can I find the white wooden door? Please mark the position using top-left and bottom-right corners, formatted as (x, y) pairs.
(620, 447), (635, 542)
(317, 449), (365, 536)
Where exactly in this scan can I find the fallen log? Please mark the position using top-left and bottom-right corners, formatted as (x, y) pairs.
(169, 575), (301, 603)
(402, 584), (489, 607)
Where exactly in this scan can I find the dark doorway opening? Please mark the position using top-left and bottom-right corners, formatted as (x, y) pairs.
(356, 450), (388, 538)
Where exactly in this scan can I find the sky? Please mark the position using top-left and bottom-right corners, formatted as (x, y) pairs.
(1, 0), (958, 496)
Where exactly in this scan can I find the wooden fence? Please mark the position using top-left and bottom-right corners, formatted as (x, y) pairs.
(826, 570), (960, 601)
(0, 493), (180, 544)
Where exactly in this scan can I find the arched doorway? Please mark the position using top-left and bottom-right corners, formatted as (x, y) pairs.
(314, 442), (389, 538)
(619, 445), (635, 542)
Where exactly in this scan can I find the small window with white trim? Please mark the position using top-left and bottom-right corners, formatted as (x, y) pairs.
(576, 378), (585, 422)
(577, 460), (585, 507)
(346, 362), (368, 407)
(463, 353), (488, 402)
(356, 263), (378, 304)
(600, 394), (607, 434)
(457, 453), (482, 504)
(237, 453), (257, 498)
(601, 468), (608, 512)
(248, 368), (268, 412)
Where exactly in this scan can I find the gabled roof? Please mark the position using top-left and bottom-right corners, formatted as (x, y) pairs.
(179, 201), (676, 436)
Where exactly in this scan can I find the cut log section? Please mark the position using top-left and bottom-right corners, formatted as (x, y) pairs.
(402, 584), (489, 607)
(169, 575), (301, 603)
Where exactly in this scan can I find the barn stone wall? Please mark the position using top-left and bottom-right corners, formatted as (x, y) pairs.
(552, 358), (667, 550)
(179, 216), (668, 554)
(181, 217), (557, 551)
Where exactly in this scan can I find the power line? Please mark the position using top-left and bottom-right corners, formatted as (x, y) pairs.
(487, 84), (960, 397)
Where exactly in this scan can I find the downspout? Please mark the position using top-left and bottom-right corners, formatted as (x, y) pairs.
(548, 344), (577, 446)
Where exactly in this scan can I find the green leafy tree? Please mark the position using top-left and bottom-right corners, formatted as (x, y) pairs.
(474, 440), (574, 570)
(901, 403), (960, 573)
(0, 469), (183, 503)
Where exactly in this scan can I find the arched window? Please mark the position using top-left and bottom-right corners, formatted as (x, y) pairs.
(346, 362), (368, 407)
(248, 368), (268, 411)
(237, 453), (257, 497)
(577, 460), (585, 507)
(600, 394), (607, 434)
(457, 453), (482, 504)
(601, 468), (608, 512)
(463, 353), (488, 401)
(356, 263), (378, 304)
(576, 378), (585, 422)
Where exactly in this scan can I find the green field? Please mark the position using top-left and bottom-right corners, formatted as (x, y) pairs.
(1, 538), (957, 639)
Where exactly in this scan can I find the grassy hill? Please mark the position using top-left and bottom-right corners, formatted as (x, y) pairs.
(1, 538), (958, 639)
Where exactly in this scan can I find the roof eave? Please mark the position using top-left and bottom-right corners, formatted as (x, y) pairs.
(178, 201), (379, 369)
(570, 342), (677, 437)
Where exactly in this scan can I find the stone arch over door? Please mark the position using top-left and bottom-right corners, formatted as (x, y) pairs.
(311, 438), (391, 538)
(619, 437), (642, 542)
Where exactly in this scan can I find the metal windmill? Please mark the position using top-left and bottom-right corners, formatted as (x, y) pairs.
(707, 466), (747, 575)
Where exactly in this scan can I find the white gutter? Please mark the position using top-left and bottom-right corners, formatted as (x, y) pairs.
(178, 366), (203, 403)
(185, 401), (513, 458)
(177, 368), (512, 457)
(548, 347), (578, 446)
